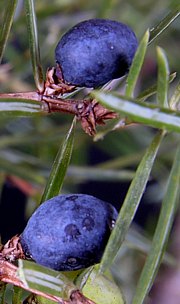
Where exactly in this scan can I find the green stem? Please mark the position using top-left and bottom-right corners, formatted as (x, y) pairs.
(40, 116), (76, 203)
(0, 0), (18, 63)
(99, 130), (165, 273)
(149, 5), (180, 44)
(0, 283), (6, 304)
(24, 0), (44, 93)
(157, 47), (169, 107)
(132, 141), (180, 304)
(12, 286), (22, 304)
(93, 91), (180, 133)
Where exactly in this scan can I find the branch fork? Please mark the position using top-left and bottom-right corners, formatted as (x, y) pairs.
(0, 65), (118, 136)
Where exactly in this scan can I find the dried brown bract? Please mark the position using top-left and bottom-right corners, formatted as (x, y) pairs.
(75, 99), (117, 135)
(44, 65), (76, 97)
(0, 235), (25, 262)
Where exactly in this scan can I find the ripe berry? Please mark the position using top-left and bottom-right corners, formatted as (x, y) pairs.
(20, 194), (117, 271)
(55, 18), (138, 88)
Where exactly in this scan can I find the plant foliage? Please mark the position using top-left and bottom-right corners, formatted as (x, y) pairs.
(0, 1), (179, 303)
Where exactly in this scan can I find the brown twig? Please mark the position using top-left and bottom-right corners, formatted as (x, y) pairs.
(0, 259), (95, 303)
(0, 65), (118, 136)
(0, 259), (66, 303)
(43, 96), (117, 135)
(0, 91), (42, 101)
(0, 91), (117, 136)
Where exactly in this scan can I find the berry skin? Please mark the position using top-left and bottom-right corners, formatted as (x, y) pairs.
(20, 194), (117, 271)
(55, 18), (138, 88)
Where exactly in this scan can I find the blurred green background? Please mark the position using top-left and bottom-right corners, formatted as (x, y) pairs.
(0, 0), (179, 303)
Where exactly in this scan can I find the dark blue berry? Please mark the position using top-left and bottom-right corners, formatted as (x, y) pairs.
(20, 194), (117, 271)
(55, 19), (138, 88)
